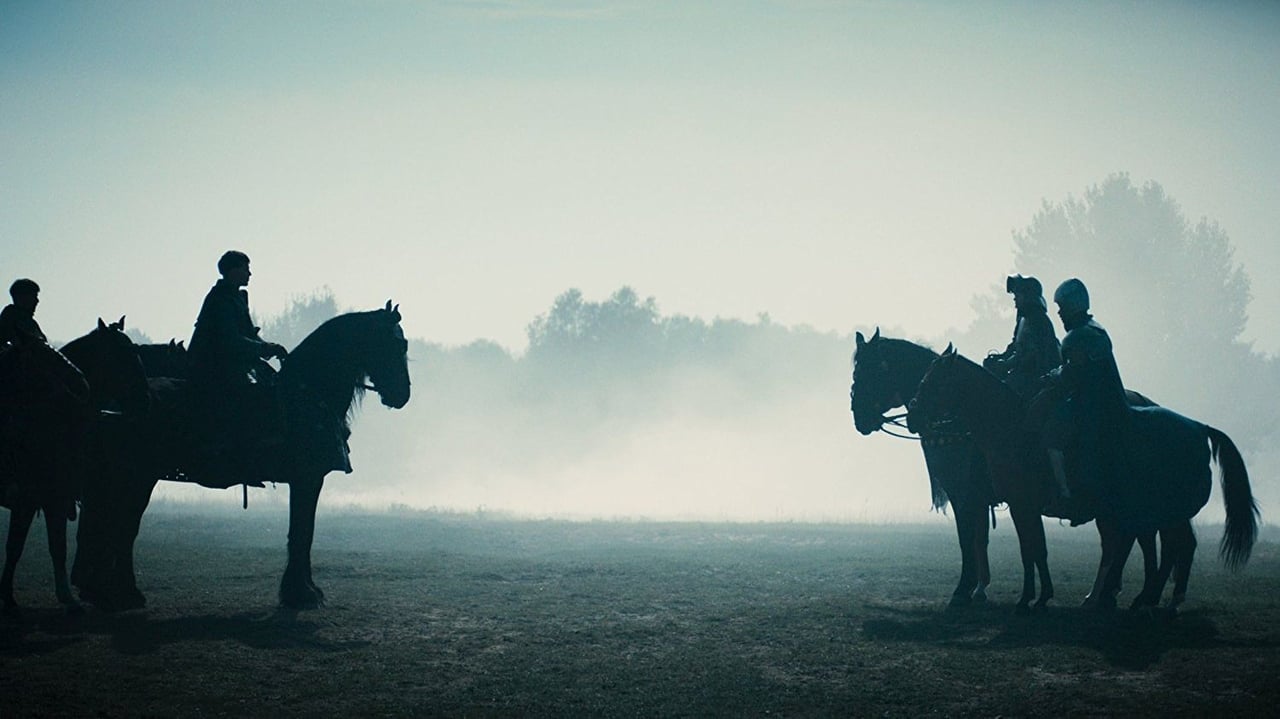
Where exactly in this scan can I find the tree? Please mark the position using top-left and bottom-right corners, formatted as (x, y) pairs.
(260, 287), (340, 350)
(966, 173), (1273, 447)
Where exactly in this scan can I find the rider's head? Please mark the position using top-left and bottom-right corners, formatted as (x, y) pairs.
(218, 250), (252, 287)
(1053, 278), (1090, 325)
(1005, 274), (1046, 313)
(9, 278), (39, 314)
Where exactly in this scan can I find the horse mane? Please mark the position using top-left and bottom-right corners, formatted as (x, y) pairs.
(281, 311), (382, 429)
(855, 336), (937, 370)
(949, 351), (1026, 421)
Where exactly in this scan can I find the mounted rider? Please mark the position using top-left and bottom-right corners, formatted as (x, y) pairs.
(982, 274), (1061, 399)
(1040, 278), (1129, 523)
(0, 279), (47, 347)
(187, 251), (288, 468)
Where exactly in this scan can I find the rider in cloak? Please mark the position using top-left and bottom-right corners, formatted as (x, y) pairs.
(983, 274), (1061, 399)
(1040, 278), (1129, 524)
(187, 251), (288, 469)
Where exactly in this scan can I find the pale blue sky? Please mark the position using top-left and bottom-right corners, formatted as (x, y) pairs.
(4, 1), (1279, 352)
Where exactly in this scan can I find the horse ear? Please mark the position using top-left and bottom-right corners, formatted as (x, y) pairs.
(169, 339), (177, 348)
(944, 343), (955, 356)
(872, 327), (880, 341)
(177, 340), (185, 350)
(97, 318), (107, 331)
(856, 331), (865, 348)
(384, 299), (392, 312)
(118, 315), (126, 330)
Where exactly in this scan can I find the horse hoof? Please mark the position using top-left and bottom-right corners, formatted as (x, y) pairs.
(64, 601), (85, 616)
(1014, 604), (1031, 616)
(280, 583), (324, 610)
(1032, 602), (1050, 614)
(3, 603), (21, 619)
(948, 594), (972, 609)
(971, 589), (988, 604)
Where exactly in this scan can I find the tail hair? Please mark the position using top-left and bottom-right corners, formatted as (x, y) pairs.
(1209, 426), (1258, 571)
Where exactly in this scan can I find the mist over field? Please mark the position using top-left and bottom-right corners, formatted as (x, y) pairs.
(4, 3), (1278, 523)
(150, 176), (1280, 522)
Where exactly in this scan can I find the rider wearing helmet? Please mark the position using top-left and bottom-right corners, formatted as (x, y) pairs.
(983, 274), (1061, 399)
(1040, 278), (1128, 523)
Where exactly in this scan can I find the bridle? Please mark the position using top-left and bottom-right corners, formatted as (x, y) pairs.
(877, 411), (920, 441)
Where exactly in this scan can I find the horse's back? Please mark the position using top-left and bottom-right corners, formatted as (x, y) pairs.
(1106, 405), (1212, 534)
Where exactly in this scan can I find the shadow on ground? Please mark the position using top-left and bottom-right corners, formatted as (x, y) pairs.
(860, 601), (1277, 670)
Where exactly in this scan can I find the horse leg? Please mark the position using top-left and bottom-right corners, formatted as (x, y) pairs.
(1, 503), (37, 614)
(973, 505), (991, 604)
(1167, 521), (1196, 611)
(1085, 516), (1126, 606)
(42, 509), (81, 613)
(280, 476), (325, 609)
(1128, 530), (1165, 610)
(1009, 503), (1042, 615)
(111, 478), (157, 611)
(1028, 511), (1053, 611)
(948, 502), (978, 608)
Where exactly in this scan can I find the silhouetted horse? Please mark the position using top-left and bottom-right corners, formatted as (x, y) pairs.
(0, 319), (149, 614)
(851, 329), (994, 607)
(909, 346), (1258, 612)
(73, 303), (410, 610)
(135, 339), (188, 379)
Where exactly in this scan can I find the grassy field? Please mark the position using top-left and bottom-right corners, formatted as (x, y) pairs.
(1, 507), (1277, 717)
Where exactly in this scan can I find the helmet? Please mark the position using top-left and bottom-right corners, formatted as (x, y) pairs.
(1053, 278), (1090, 316)
(1006, 274), (1047, 311)
(1005, 274), (1042, 297)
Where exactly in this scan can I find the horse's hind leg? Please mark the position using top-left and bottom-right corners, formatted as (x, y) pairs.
(43, 510), (81, 612)
(1167, 521), (1196, 611)
(1129, 530), (1167, 610)
(1, 503), (37, 614)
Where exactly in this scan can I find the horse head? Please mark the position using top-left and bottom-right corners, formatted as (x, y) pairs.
(364, 300), (411, 409)
(60, 318), (151, 415)
(851, 327), (905, 435)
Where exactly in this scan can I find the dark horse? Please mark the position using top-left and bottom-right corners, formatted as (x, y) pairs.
(851, 329), (994, 608)
(909, 346), (1258, 612)
(73, 303), (411, 610)
(0, 319), (150, 614)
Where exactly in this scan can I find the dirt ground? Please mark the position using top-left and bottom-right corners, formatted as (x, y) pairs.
(1, 507), (1278, 717)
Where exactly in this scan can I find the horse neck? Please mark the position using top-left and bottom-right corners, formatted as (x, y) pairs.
(280, 326), (364, 418)
(886, 340), (939, 399)
(950, 360), (1023, 446)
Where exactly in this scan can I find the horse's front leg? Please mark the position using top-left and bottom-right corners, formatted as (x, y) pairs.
(1008, 501), (1049, 614)
(280, 475), (325, 609)
(1087, 518), (1129, 610)
(974, 505), (991, 603)
(1085, 521), (1115, 608)
(113, 478), (158, 611)
(43, 509), (81, 613)
(948, 501), (980, 608)
(1, 502), (37, 614)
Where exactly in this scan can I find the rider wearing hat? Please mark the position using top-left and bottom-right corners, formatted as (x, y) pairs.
(983, 274), (1061, 399)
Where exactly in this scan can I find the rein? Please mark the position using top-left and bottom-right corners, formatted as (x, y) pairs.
(878, 412), (920, 441)
(877, 412), (971, 443)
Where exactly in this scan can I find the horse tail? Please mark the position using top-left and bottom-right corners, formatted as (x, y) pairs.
(1208, 426), (1258, 571)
